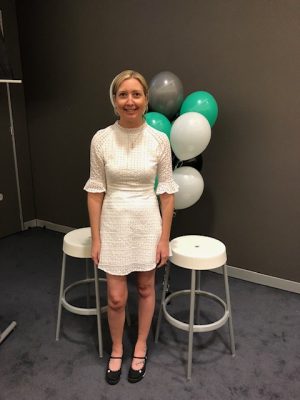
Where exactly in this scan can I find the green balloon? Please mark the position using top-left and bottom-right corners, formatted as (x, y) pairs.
(180, 91), (218, 127)
(154, 175), (158, 191)
(145, 112), (171, 139)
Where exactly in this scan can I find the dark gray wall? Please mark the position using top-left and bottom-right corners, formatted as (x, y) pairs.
(15, 0), (300, 281)
(0, 0), (35, 237)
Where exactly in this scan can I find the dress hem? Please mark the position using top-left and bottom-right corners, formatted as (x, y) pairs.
(98, 264), (157, 276)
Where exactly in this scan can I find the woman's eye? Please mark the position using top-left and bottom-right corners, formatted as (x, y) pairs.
(133, 92), (142, 98)
(118, 92), (127, 98)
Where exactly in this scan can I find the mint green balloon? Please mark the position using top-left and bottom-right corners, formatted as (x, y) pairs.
(145, 112), (171, 139)
(154, 175), (158, 191)
(180, 91), (218, 127)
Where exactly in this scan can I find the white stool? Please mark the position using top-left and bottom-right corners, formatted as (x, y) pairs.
(155, 235), (235, 380)
(55, 227), (130, 358)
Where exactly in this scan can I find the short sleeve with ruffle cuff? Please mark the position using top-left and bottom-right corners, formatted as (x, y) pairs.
(156, 180), (179, 195)
(83, 178), (106, 193)
(83, 130), (107, 193)
(155, 133), (179, 195)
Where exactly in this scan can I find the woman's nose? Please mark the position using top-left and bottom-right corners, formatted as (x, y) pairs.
(126, 95), (134, 104)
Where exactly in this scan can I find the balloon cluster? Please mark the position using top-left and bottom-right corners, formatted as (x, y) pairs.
(145, 71), (218, 210)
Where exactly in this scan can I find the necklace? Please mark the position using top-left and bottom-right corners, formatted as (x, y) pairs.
(127, 132), (143, 149)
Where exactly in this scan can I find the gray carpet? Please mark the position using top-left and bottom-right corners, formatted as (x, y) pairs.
(0, 228), (299, 400)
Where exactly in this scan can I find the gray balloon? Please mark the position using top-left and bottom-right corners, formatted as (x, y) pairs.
(149, 71), (183, 119)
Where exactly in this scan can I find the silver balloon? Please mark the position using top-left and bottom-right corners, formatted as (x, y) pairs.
(149, 71), (183, 119)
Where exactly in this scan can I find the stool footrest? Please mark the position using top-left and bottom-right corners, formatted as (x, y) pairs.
(162, 290), (229, 333)
(61, 278), (108, 316)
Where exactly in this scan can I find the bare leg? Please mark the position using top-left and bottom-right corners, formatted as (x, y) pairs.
(132, 269), (156, 369)
(106, 273), (128, 371)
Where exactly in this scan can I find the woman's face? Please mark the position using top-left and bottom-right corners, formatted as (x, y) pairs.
(114, 78), (148, 127)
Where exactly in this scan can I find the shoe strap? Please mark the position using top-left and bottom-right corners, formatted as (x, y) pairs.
(110, 356), (122, 359)
(133, 355), (147, 359)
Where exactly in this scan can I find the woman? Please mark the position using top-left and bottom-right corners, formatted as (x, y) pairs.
(84, 70), (178, 384)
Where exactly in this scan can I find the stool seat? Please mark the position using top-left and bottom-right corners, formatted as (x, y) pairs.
(63, 227), (92, 258)
(170, 235), (226, 270)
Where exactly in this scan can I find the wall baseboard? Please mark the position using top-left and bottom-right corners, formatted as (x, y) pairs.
(24, 219), (300, 294)
(24, 219), (74, 234)
(213, 265), (300, 294)
(24, 219), (37, 229)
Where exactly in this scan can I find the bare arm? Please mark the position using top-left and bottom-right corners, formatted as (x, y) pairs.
(87, 192), (105, 265)
(156, 193), (175, 267)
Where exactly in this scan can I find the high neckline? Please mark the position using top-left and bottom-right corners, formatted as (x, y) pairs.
(114, 121), (146, 134)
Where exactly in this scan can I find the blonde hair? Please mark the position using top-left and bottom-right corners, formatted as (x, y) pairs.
(109, 70), (149, 108)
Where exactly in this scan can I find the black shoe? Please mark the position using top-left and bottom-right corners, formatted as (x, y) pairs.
(105, 356), (122, 385)
(128, 354), (147, 383)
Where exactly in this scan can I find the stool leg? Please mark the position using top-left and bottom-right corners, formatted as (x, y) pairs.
(85, 259), (90, 308)
(196, 270), (201, 291)
(154, 262), (171, 343)
(94, 264), (103, 358)
(223, 265), (236, 356)
(56, 253), (67, 341)
(187, 269), (196, 380)
(195, 271), (201, 324)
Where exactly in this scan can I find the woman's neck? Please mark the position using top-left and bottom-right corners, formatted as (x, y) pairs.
(118, 118), (144, 129)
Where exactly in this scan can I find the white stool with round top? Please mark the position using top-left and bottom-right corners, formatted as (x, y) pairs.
(55, 227), (130, 358)
(155, 235), (235, 380)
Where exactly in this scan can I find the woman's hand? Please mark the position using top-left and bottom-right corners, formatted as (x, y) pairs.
(91, 238), (101, 265)
(156, 239), (169, 268)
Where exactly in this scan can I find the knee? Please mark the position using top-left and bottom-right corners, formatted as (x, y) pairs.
(108, 294), (127, 312)
(137, 282), (154, 299)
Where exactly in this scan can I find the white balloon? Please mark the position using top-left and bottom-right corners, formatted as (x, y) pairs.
(170, 112), (211, 161)
(173, 166), (204, 210)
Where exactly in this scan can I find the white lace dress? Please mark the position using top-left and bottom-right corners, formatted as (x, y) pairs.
(84, 121), (178, 275)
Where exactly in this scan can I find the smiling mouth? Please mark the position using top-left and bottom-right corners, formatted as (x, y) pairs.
(124, 108), (138, 111)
